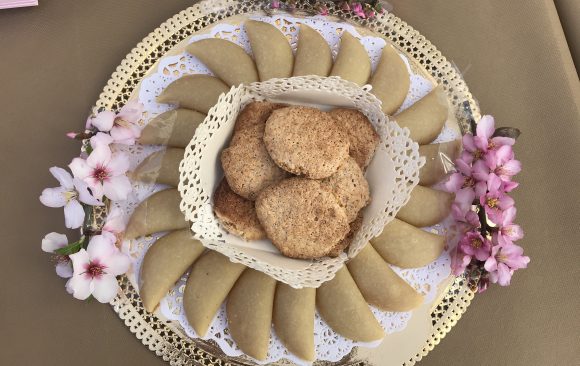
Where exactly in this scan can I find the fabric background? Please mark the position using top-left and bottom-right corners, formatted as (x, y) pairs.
(0, 0), (578, 365)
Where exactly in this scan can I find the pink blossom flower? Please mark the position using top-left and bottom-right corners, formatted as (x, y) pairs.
(451, 187), (475, 221)
(90, 132), (114, 149)
(88, 102), (143, 145)
(445, 158), (487, 197)
(484, 243), (529, 286)
(40, 167), (103, 229)
(41, 232), (73, 278)
(485, 145), (521, 181)
(461, 115), (514, 164)
(494, 207), (524, 246)
(318, 4), (329, 16)
(101, 206), (127, 243)
(451, 251), (471, 276)
(69, 145), (132, 201)
(352, 3), (366, 18)
(270, 0), (280, 9)
(67, 235), (130, 302)
(458, 231), (491, 261)
(480, 174), (515, 224)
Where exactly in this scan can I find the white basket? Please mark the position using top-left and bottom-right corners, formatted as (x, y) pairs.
(178, 76), (424, 288)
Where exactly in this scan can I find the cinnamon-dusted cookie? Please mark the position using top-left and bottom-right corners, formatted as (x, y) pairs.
(264, 106), (350, 179)
(232, 101), (285, 135)
(321, 157), (370, 223)
(327, 212), (363, 258)
(329, 108), (379, 169)
(255, 178), (350, 259)
(213, 178), (266, 240)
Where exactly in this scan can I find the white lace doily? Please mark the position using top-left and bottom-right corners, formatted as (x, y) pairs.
(117, 15), (458, 365)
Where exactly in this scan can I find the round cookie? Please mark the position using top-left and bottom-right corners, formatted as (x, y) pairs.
(326, 212), (363, 257)
(329, 108), (379, 169)
(264, 106), (350, 179)
(321, 157), (370, 223)
(233, 101), (286, 134)
(255, 178), (350, 259)
(213, 178), (266, 240)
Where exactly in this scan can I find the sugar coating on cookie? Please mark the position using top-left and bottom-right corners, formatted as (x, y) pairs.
(255, 178), (350, 259)
(329, 108), (379, 169)
(264, 106), (350, 179)
(213, 178), (266, 240)
(222, 103), (288, 200)
(321, 157), (370, 223)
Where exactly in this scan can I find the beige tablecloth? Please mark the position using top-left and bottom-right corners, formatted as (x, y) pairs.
(0, 1), (578, 365)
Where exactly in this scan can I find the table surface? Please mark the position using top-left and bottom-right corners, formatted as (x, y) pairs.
(1, 1), (579, 365)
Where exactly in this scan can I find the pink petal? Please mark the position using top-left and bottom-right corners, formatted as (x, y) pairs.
(69, 158), (92, 180)
(107, 152), (130, 176)
(444, 173), (464, 192)
(39, 187), (67, 208)
(505, 224), (524, 241)
(500, 159), (522, 176)
(465, 211), (480, 227)
(472, 160), (489, 181)
(90, 132), (114, 149)
(87, 235), (116, 261)
(474, 181), (487, 198)
(118, 101), (144, 123)
(484, 255), (498, 272)
(502, 207), (517, 226)
(103, 175), (132, 201)
(502, 180), (519, 192)
(487, 173), (502, 193)
(491, 136), (515, 147)
(462, 134), (476, 152)
(92, 275), (119, 303)
(460, 151), (474, 164)
(498, 194), (515, 209)
(73, 178), (103, 206)
(495, 145), (514, 164)
(67, 274), (93, 300)
(456, 159), (472, 176)
(64, 200), (85, 229)
(110, 125), (137, 145)
(49, 167), (74, 189)
(484, 150), (497, 170)
(90, 111), (116, 132)
(87, 145), (112, 168)
(69, 249), (90, 275)
(41, 232), (68, 253)
(496, 263), (512, 286)
(103, 206), (126, 234)
(56, 262), (73, 278)
(104, 252), (130, 276)
(474, 136), (488, 151)
(476, 115), (495, 140)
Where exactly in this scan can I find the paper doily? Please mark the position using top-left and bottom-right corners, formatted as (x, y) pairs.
(115, 14), (459, 366)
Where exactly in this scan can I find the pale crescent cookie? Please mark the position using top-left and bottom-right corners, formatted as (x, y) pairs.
(396, 185), (454, 227)
(371, 218), (445, 268)
(138, 109), (205, 148)
(264, 106), (350, 179)
(418, 140), (462, 186)
(245, 20), (294, 81)
(316, 266), (384, 342)
(183, 251), (246, 337)
(227, 269), (277, 361)
(156, 74), (229, 114)
(255, 178), (350, 259)
(131, 147), (183, 187)
(293, 24), (332, 77)
(330, 31), (371, 86)
(393, 84), (448, 144)
(370, 45), (410, 115)
(320, 157), (370, 223)
(273, 284), (316, 362)
(125, 189), (188, 239)
(329, 108), (379, 169)
(213, 178), (266, 240)
(139, 229), (205, 313)
(186, 38), (259, 86)
(347, 244), (424, 312)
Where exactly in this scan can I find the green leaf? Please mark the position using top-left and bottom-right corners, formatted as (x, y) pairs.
(54, 238), (84, 256)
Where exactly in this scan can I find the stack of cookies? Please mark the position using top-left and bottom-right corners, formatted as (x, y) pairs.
(214, 101), (379, 259)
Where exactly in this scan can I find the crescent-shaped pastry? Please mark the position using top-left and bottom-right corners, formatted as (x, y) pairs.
(138, 109), (205, 148)
(186, 38), (259, 86)
(418, 140), (461, 186)
(371, 218), (445, 268)
(316, 267), (384, 342)
(370, 45), (410, 115)
(139, 229), (205, 312)
(273, 284), (316, 362)
(393, 84), (448, 144)
(292, 24), (332, 77)
(245, 20), (294, 81)
(396, 185), (454, 227)
(347, 244), (424, 311)
(183, 251), (246, 337)
(125, 189), (188, 239)
(227, 269), (277, 361)
(156, 74), (229, 114)
(131, 148), (184, 187)
(330, 32), (371, 86)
